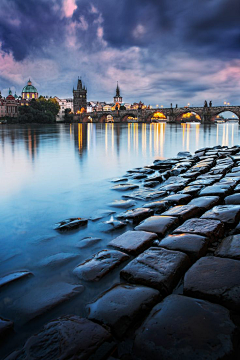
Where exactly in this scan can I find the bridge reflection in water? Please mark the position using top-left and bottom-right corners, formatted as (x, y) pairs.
(71, 122), (239, 159)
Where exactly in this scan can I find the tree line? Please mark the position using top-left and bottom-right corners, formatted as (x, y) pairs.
(18, 97), (60, 123)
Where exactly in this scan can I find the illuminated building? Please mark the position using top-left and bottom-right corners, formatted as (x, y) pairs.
(54, 97), (73, 121)
(73, 77), (87, 113)
(22, 79), (38, 100)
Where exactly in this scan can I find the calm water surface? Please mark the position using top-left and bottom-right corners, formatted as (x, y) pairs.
(0, 122), (239, 356)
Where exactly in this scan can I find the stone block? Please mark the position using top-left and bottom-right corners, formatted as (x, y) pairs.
(161, 205), (201, 222)
(188, 195), (220, 210)
(183, 256), (240, 312)
(135, 216), (179, 237)
(201, 205), (240, 226)
(120, 247), (190, 294)
(215, 234), (240, 260)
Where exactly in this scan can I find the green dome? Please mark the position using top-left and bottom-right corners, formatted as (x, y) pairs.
(22, 79), (38, 93)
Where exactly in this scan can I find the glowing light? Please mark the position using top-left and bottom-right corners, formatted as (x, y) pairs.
(182, 112), (201, 120)
(152, 112), (166, 119)
(161, 105), (163, 108)
(224, 102), (227, 105)
(227, 102), (230, 105)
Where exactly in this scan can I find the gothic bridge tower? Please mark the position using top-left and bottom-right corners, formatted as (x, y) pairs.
(73, 78), (87, 113)
(114, 82), (122, 104)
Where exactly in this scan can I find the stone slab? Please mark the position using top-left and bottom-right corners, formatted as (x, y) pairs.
(159, 233), (209, 263)
(188, 195), (220, 210)
(108, 199), (136, 208)
(183, 256), (240, 312)
(87, 284), (160, 338)
(142, 201), (168, 213)
(55, 218), (88, 231)
(215, 234), (240, 260)
(15, 283), (84, 321)
(133, 294), (236, 360)
(73, 249), (129, 281)
(109, 230), (158, 255)
(179, 185), (203, 196)
(123, 189), (166, 201)
(6, 316), (115, 360)
(117, 207), (154, 224)
(161, 205), (201, 222)
(199, 185), (231, 197)
(120, 247), (190, 294)
(0, 271), (32, 288)
(135, 216), (179, 237)
(173, 218), (224, 242)
(0, 317), (14, 338)
(111, 183), (139, 191)
(76, 237), (102, 249)
(225, 193), (240, 205)
(162, 193), (192, 205)
(201, 205), (240, 226)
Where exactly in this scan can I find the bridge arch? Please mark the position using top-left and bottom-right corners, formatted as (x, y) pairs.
(82, 115), (92, 123)
(121, 113), (138, 122)
(176, 110), (202, 122)
(146, 111), (167, 122)
(210, 109), (240, 122)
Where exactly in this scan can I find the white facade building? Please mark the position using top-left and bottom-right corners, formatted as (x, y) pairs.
(55, 97), (73, 121)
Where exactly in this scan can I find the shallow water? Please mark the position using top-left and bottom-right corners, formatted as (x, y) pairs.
(0, 122), (239, 356)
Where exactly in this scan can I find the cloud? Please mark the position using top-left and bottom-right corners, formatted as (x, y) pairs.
(0, 0), (239, 105)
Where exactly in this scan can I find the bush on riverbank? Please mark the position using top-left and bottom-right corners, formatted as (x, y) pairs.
(18, 97), (60, 123)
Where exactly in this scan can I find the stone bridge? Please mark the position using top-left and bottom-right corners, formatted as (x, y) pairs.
(73, 105), (240, 123)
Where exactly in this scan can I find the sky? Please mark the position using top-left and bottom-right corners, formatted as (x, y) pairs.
(0, 0), (239, 106)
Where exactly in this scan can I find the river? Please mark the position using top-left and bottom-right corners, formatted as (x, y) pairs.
(0, 122), (239, 357)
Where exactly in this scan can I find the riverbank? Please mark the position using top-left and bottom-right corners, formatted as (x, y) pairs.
(2, 144), (240, 359)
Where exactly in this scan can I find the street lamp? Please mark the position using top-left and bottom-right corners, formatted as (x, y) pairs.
(224, 102), (227, 105)
(161, 105), (163, 108)
(187, 103), (190, 107)
(227, 102), (230, 105)
(156, 104), (159, 108)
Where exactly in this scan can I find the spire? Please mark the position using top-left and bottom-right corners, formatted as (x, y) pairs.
(9, 88), (12, 95)
(116, 81), (120, 97)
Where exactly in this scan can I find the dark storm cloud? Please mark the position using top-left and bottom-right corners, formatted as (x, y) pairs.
(0, 0), (239, 104)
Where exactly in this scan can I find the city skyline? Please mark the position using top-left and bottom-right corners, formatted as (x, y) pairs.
(0, 0), (239, 106)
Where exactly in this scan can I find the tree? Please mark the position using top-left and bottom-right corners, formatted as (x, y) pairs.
(18, 97), (60, 123)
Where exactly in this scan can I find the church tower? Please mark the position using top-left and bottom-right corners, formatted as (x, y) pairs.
(113, 82), (122, 104)
(73, 77), (87, 113)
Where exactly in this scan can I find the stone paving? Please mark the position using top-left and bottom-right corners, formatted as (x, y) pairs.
(3, 145), (240, 359)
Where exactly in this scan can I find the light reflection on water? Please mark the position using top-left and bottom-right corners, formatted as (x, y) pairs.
(0, 122), (239, 356)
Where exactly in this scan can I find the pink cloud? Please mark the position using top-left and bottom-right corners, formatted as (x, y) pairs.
(62, 0), (77, 18)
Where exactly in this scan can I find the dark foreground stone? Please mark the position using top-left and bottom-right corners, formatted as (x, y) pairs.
(0, 317), (14, 338)
(225, 193), (240, 205)
(55, 218), (88, 231)
(173, 218), (224, 242)
(201, 205), (240, 226)
(162, 193), (192, 205)
(215, 234), (240, 260)
(109, 230), (157, 255)
(0, 271), (32, 288)
(108, 199), (136, 208)
(73, 250), (129, 281)
(159, 233), (209, 263)
(120, 247), (190, 294)
(87, 284), (159, 338)
(6, 316), (115, 360)
(135, 216), (179, 237)
(76, 237), (102, 249)
(111, 183), (139, 191)
(183, 256), (240, 312)
(133, 294), (237, 360)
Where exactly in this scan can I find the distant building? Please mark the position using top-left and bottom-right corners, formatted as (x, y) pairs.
(103, 104), (112, 111)
(54, 97), (73, 121)
(0, 89), (28, 118)
(22, 79), (38, 100)
(113, 82), (122, 104)
(73, 78), (87, 113)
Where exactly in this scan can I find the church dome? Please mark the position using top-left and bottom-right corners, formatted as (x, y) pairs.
(22, 79), (38, 93)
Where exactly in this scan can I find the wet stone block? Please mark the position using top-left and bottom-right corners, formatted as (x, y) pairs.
(120, 247), (190, 294)
(201, 205), (240, 226)
(87, 284), (160, 338)
(111, 183), (139, 191)
(183, 256), (240, 312)
(123, 189), (166, 201)
(76, 237), (102, 249)
(215, 234), (240, 260)
(173, 218), (224, 242)
(143, 181), (160, 188)
(135, 216), (179, 237)
(117, 207), (154, 224)
(15, 283), (84, 321)
(0, 317), (14, 338)
(179, 185), (203, 196)
(160, 183), (185, 192)
(0, 271), (32, 288)
(199, 185), (231, 197)
(109, 230), (157, 255)
(133, 294), (237, 360)
(108, 199), (136, 208)
(189, 178), (217, 186)
(99, 219), (127, 232)
(73, 249), (129, 281)
(38, 253), (79, 267)
(162, 193), (192, 205)
(159, 233), (209, 263)
(89, 209), (115, 221)
(188, 195), (220, 210)
(161, 205), (201, 222)
(55, 217), (88, 231)
(142, 201), (168, 213)
(225, 193), (240, 205)
(6, 316), (115, 360)
(111, 177), (128, 182)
